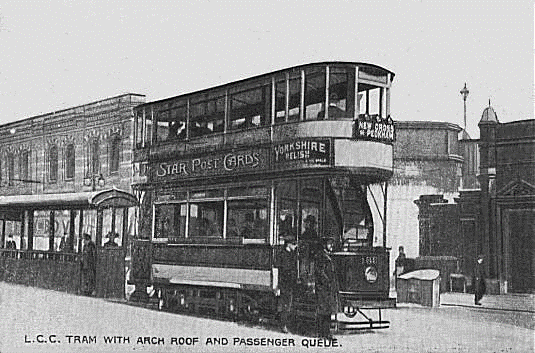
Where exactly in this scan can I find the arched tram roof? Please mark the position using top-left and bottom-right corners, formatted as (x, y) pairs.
(135, 61), (395, 108)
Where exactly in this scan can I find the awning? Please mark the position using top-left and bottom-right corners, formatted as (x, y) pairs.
(0, 188), (138, 210)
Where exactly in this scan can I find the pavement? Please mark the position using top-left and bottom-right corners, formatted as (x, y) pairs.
(1, 282), (533, 353)
(440, 291), (535, 313)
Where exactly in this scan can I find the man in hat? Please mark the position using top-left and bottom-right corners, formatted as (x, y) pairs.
(103, 232), (119, 248)
(5, 234), (16, 249)
(474, 254), (486, 305)
(81, 233), (97, 296)
(314, 237), (339, 339)
(277, 236), (298, 333)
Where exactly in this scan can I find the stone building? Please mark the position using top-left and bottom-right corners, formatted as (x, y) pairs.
(386, 121), (465, 275)
(417, 103), (535, 293)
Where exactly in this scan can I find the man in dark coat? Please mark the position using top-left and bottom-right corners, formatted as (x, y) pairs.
(6, 234), (16, 249)
(395, 246), (407, 289)
(81, 233), (97, 296)
(278, 237), (298, 333)
(474, 254), (486, 305)
(314, 237), (339, 339)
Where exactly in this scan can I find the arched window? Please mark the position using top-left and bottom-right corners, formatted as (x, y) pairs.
(91, 139), (99, 175)
(20, 150), (29, 181)
(7, 153), (14, 185)
(109, 135), (120, 173)
(66, 144), (75, 180)
(49, 145), (58, 182)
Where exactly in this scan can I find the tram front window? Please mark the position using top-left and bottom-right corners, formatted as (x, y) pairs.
(328, 67), (350, 119)
(330, 179), (373, 248)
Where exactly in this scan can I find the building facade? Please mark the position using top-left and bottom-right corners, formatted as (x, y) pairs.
(417, 104), (535, 293)
(387, 121), (464, 273)
(0, 93), (145, 298)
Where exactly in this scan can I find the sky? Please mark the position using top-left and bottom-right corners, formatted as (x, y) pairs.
(0, 1), (533, 139)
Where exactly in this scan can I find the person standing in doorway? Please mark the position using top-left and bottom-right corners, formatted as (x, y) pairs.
(314, 237), (339, 340)
(278, 236), (298, 333)
(81, 233), (97, 296)
(474, 255), (486, 305)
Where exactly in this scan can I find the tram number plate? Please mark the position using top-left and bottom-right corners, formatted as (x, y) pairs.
(361, 256), (378, 265)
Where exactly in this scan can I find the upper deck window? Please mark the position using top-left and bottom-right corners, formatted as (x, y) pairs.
(155, 101), (187, 142)
(190, 96), (225, 138)
(288, 76), (301, 122)
(328, 67), (353, 119)
(304, 68), (326, 121)
(275, 79), (287, 124)
(230, 85), (270, 130)
(359, 85), (382, 118)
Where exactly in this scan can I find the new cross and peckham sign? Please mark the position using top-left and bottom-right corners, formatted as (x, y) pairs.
(355, 115), (395, 143)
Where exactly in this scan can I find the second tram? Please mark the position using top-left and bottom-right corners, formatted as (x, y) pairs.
(130, 61), (396, 332)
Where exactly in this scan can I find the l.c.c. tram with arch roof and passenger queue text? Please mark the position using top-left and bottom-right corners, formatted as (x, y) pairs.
(129, 61), (396, 333)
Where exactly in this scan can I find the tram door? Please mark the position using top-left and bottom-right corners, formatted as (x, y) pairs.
(299, 179), (322, 284)
(96, 207), (130, 298)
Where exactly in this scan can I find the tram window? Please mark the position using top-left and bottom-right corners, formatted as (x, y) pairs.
(190, 189), (224, 199)
(155, 107), (171, 143)
(155, 103), (187, 142)
(368, 87), (381, 117)
(190, 97), (225, 138)
(275, 80), (286, 124)
(359, 86), (382, 118)
(305, 69), (326, 121)
(228, 185), (268, 197)
(227, 199), (269, 240)
(288, 77), (301, 122)
(331, 182), (373, 247)
(300, 179), (322, 242)
(324, 183), (342, 240)
(155, 204), (187, 239)
(230, 85), (270, 130)
(275, 181), (298, 245)
(188, 202), (223, 237)
(328, 68), (349, 119)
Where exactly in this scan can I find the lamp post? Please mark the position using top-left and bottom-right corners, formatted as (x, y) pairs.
(84, 173), (105, 191)
(460, 83), (469, 131)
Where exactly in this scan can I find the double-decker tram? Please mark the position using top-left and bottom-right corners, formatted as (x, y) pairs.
(130, 62), (396, 333)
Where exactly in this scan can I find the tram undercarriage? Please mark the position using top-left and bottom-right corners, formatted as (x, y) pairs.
(152, 280), (394, 334)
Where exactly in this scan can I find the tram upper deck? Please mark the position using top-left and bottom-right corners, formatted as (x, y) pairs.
(133, 62), (395, 184)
